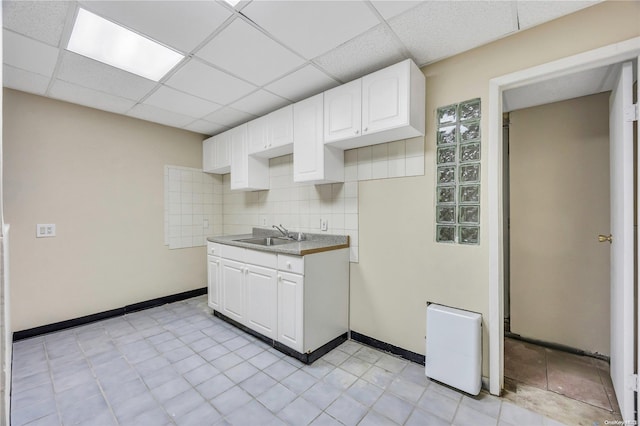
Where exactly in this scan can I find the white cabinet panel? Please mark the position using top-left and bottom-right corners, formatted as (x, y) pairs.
(221, 259), (246, 324)
(230, 124), (269, 191)
(277, 254), (304, 275)
(362, 63), (408, 134)
(293, 94), (344, 184)
(248, 105), (293, 158)
(246, 265), (278, 339)
(247, 115), (269, 155)
(203, 131), (231, 174)
(324, 79), (362, 143)
(278, 271), (304, 353)
(268, 105), (294, 150)
(207, 255), (221, 310)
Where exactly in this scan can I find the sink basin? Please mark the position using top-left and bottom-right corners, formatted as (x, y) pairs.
(234, 237), (295, 247)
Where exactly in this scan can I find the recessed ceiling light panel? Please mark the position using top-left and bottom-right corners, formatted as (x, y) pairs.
(67, 8), (184, 81)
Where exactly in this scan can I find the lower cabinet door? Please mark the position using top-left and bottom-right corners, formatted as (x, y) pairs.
(277, 272), (304, 353)
(221, 259), (245, 325)
(245, 265), (278, 339)
(207, 256), (221, 310)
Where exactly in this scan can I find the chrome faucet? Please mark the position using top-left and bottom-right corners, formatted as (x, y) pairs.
(273, 224), (290, 239)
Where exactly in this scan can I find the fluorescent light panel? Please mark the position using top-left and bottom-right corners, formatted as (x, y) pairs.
(67, 8), (184, 81)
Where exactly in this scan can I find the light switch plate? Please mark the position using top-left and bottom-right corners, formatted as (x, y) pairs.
(36, 224), (56, 238)
(320, 218), (328, 231)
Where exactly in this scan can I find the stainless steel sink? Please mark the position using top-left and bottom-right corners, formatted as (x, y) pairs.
(234, 237), (295, 246)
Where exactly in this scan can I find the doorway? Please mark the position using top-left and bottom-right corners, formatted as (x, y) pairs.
(502, 93), (620, 423)
(487, 37), (640, 423)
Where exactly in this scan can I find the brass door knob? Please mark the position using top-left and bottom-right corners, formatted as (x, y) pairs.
(598, 234), (612, 243)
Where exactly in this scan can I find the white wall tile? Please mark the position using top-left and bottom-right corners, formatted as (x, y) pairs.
(165, 165), (223, 249)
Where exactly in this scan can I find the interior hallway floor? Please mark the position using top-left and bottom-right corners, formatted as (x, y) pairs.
(12, 295), (568, 426)
(504, 337), (623, 426)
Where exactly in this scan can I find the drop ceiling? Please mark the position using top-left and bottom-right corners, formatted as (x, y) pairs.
(3, 0), (601, 136)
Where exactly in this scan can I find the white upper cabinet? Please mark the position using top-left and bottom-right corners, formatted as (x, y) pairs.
(249, 105), (294, 158)
(203, 130), (231, 174)
(324, 59), (425, 150)
(247, 115), (269, 155)
(324, 79), (362, 143)
(293, 94), (344, 184)
(230, 124), (269, 191)
(267, 105), (294, 155)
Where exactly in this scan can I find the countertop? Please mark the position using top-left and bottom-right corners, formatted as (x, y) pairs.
(207, 228), (349, 256)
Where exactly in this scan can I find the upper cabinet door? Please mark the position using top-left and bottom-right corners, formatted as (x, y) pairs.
(268, 105), (294, 149)
(230, 124), (249, 190)
(362, 60), (409, 135)
(324, 79), (362, 143)
(203, 131), (231, 174)
(247, 115), (269, 155)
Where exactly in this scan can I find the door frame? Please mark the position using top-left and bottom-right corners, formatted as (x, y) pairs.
(487, 36), (640, 396)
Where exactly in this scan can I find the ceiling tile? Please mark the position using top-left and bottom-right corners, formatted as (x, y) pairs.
(516, 1), (601, 29)
(165, 59), (256, 106)
(265, 65), (339, 102)
(242, 1), (380, 59)
(127, 104), (195, 128)
(389, 1), (518, 65)
(49, 80), (137, 114)
(3, 30), (59, 77)
(196, 18), (305, 86)
(370, 1), (423, 20)
(3, 64), (50, 95)
(2, 0), (70, 47)
(80, 0), (232, 53)
(184, 120), (229, 136)
(57, 52), (157, 100)
(203, 107), (256, 128)
(144, 86), (222, 118)
(313, 24), (407, 82)
(230, 90), (290, 116)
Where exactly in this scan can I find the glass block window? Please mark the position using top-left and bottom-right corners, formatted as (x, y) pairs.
(435, 98), (481, 245)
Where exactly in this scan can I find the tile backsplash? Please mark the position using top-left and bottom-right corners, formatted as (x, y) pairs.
(165, 137), (424, 262)
(164, 165), (223, 249)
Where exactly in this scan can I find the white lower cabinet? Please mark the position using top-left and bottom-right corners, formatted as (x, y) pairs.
(221, 259), (246, 325)
(277, 271), (304, 353)
(246, 264), (278, 340)
(207, 242), (349, 356)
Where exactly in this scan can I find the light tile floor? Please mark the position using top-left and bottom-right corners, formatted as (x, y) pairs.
(12, 296), (565, 426)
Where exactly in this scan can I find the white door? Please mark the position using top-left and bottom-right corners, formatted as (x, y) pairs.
(608, 60), (635, 423)
(277, 272), (304, 352)
(268, 105), (293, 149)
(361, 60), (408, 135)
(293, 94), (324, 182)
(245, 264), (278, 339)
(221, 259), (245, 325)
(324, 79), (362, 143)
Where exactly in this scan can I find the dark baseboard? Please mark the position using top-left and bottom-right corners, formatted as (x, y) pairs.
(13, 287), (207, 341)
(351, 330), (426, 365)
(505, 332), (610, 362)
(213, 310), (347, 364)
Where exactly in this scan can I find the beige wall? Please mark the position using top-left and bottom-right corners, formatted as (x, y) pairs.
(3, 89), (207, 331)
(349, 0), (639, 375)
(509, 93), (610, 355)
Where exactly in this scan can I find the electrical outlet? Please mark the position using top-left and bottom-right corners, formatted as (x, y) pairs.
(36, 224), (56, 238)
(260, 216), (268, 227)
(320, 218), (328, 231)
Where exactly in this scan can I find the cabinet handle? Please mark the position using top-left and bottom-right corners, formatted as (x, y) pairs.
(286, 262), (291, 269)
(355, 129), (359, 135)
(278, 275), (282, 282)
(363, 127), (368, 132)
